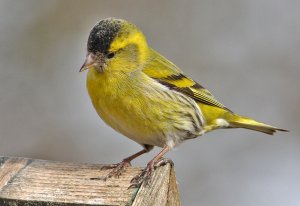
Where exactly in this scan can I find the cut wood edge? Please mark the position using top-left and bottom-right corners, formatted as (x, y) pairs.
(0, 157), (30, 190)
(132, 163), (180, 206)
(167, 166), (181, 206)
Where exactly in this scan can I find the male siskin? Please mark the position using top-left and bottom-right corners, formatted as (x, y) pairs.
(80, 18), (288, 186)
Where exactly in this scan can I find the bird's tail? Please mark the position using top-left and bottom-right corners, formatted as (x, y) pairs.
(227, 114), (288, 135)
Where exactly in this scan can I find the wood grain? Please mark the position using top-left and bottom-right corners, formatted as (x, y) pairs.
(167, 166), (181, 206)
(0, 157), (180, 206)
(132, 164), (180, 206)
(0, 157), (29, 190)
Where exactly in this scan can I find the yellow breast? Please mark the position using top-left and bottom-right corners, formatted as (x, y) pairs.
(87, 68), (166, 146)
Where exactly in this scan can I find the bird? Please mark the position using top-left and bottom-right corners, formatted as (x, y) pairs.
(80, 18), (288, 186)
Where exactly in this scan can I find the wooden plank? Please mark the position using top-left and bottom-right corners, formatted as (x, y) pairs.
(132, 164), (180, 206)
(0, 158), (139, 205)
(0, 157), (179, 206)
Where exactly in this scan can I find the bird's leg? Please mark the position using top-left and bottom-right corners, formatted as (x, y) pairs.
(130, 145), (171, 187)
(101, 148), (150, 181)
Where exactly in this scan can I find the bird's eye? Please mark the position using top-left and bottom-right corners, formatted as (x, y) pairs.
(107, 52), (115, 59)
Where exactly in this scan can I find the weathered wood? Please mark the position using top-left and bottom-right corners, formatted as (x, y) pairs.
(167, 166), (181, 206)
(132, 164), (180, 206)
(0, 157), (180, 206)
(0, 157), (29, 190)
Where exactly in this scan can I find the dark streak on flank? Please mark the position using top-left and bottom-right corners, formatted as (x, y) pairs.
(87, 18), (123, 55)
(183, 112), (201, 132)
(173, 125), (197, 139)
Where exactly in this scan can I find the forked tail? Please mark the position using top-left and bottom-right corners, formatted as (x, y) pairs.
(227, 114), (288, 135)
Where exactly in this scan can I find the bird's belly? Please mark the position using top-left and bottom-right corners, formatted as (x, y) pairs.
(94, 94), (168, 147)
(87, 70), (204, 148)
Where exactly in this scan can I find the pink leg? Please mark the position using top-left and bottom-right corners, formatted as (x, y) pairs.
(102, 148), (151, 180)
(130, 145), (173, 187)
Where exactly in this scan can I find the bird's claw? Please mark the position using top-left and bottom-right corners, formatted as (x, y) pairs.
(92, 160), (131, 181)
(154, 157), (174, 168)
(129, 158), (173, 188)
(129, 164), (154, 188)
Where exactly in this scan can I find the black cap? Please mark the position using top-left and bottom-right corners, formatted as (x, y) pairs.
(87, 18), (123, 54)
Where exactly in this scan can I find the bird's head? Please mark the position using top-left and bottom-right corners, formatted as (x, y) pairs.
(80, 18), (149, 73)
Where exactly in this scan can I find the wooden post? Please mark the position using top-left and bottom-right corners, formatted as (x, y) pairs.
(0, 156), (180, 206)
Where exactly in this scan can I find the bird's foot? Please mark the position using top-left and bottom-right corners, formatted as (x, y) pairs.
(154, 157), (174, 168)
(96, 160), (131, 181)
(129, 158), (173, 188)
(129, 162), (154, 188)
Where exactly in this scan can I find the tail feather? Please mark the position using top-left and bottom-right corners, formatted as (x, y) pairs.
(228, 114), (288, 135)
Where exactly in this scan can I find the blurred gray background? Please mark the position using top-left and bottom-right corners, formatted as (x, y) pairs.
(0, 0), (299, 205)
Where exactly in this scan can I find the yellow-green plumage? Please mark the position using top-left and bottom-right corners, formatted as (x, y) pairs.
(80, 18), (288, 185)
(83, 18), (287, 150)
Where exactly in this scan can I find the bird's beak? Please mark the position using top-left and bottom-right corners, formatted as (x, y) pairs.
(79, 53), (96, 72)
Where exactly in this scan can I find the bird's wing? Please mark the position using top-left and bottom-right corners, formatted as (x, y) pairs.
(143, 49), (231, 111)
